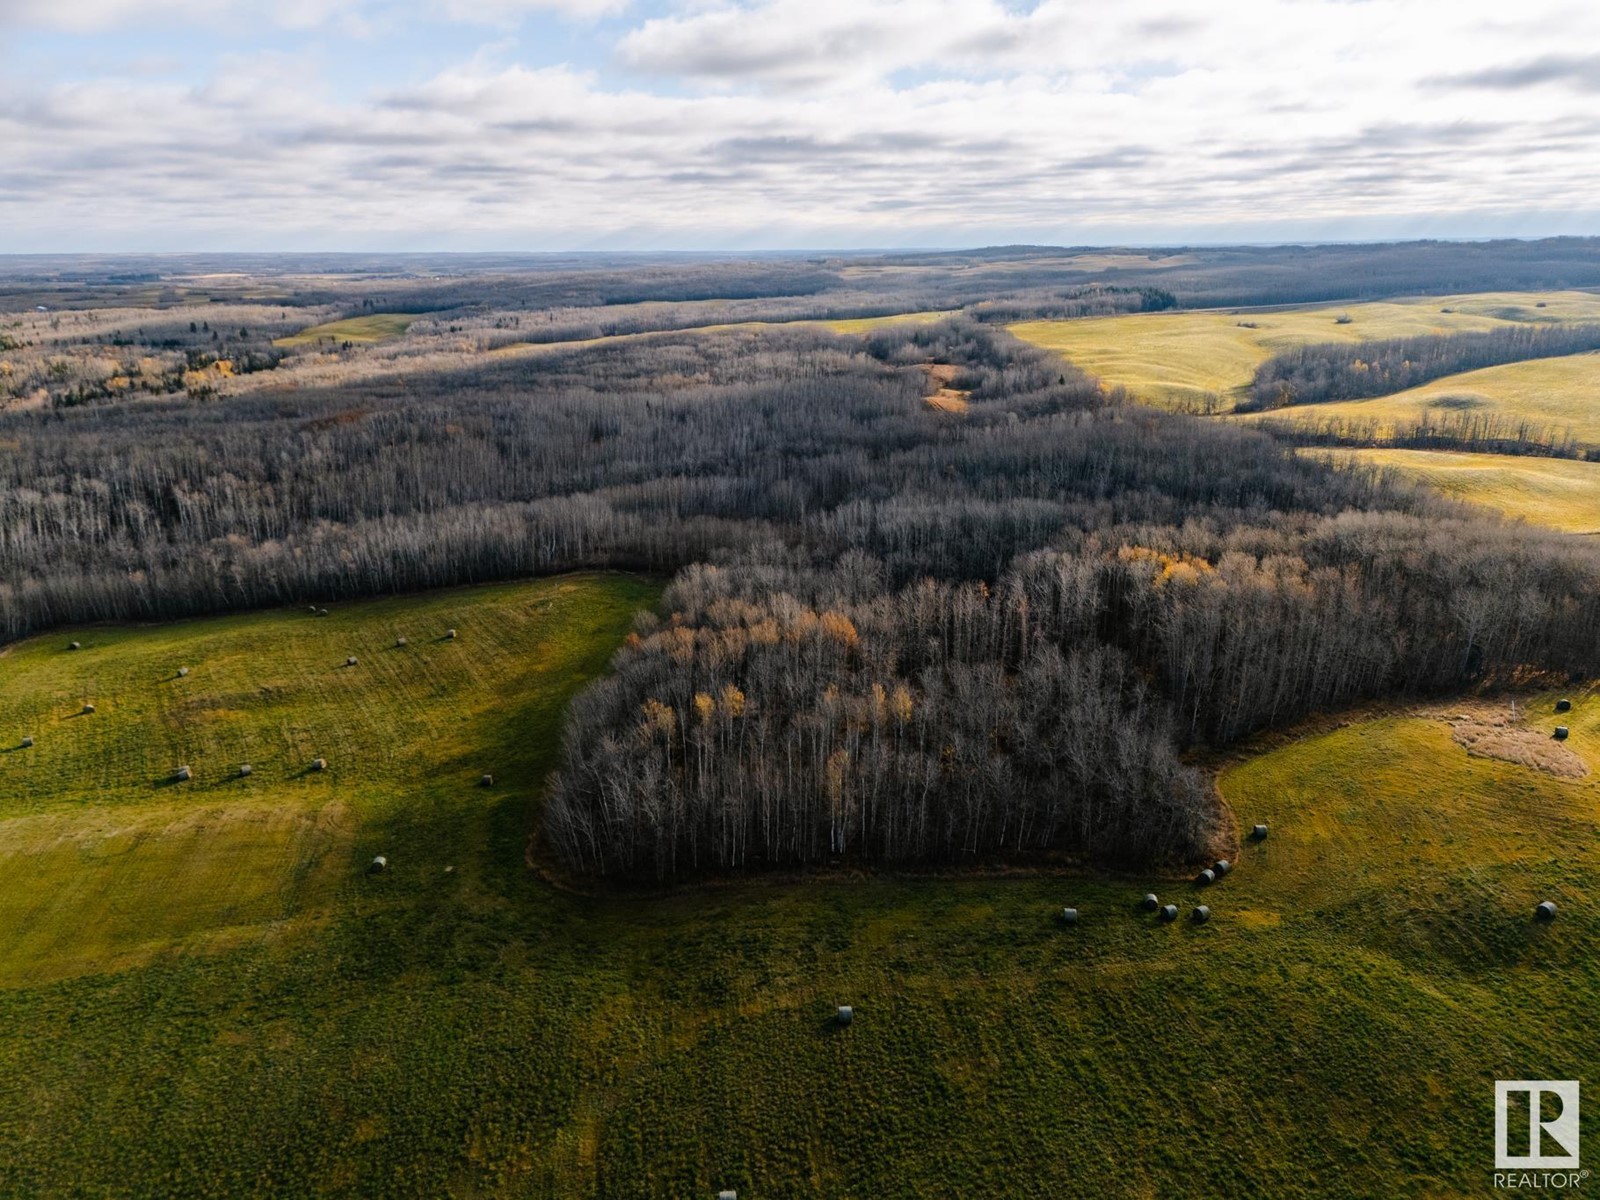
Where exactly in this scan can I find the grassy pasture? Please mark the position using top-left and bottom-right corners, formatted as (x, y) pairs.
(1239, 350), (1600, 447)
(275, 312), (418, 347)
(1009, 290), (1600, 412)
(1303, 447), (1600, 534)
(2, 580), (1598, 1196)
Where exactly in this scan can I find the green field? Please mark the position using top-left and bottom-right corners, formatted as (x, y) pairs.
(1010, 290), (1600, 412)
(1305, 447), (1600, 534)
(275, 313), (418, 347)
(3, 578), (1597, 1195)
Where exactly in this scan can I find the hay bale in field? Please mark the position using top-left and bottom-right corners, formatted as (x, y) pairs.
(836, 1005), (854, 1026)
(1536, 900), (1558, 921)
(1252, 823), (1269, 839)
(20, 736), (33, 748)
(395, 636), (407, 648)
(445, 628), (457, 640)
(68, 641), (80, 651)
(239, 764), (252, 777)
(346, 656), (358, 667)
(318, 608), (330, 617)
(480, 774), (494, 787)
(719, 1191), (738, 1200)
(1554, 726), (1569, 740)
(312, 757), (327, 771)
(1158, 904), (1178, 922)
(175, 765), (192, 781)
(1214, 859), (1231, 876)
(1556, 698), (1572, 713)
(1192, 905), (1211, 924)
(1197, 868), (1216, 886)
(369, 855), (387, 874)
(81, 703), (95, 714)
(1140, 893), (1159, 912)
(1060, 907), (1079, 925)
(177, 666), (189, 678)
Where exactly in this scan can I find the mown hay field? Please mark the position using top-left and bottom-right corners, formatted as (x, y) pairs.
(1238, 350), (1600, 446)
(1303, 447), (1600, 534)
(2, 577), (1596, 1196)
(1009, 290), (1600, 412)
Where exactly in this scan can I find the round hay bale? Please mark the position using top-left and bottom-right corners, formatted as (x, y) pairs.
(445, 628), (457, 640)
(309, 606), (320, 614)
(395, 636), (407, 648)
(836, 1005), (854, 1026)
(1197, 868), (1216, 886)
(1140, 892), (1159, 912)
(175, 765), (192, 782)
(68, 641), (81, 651)
(346, 656), (358, 667)
(20, 736), (33, 748)
(1554, 726), (1569, 740)
(1060, 907), (1079, 925)
(319, 608), (330, 617)
(81, 703), (95, 714)
(312, 757), (327, 772)
(177, 666), (189, 678)
(369, 855), (387, 874)
(1214, 859), (1231, 876)
(480, 774), (494, 787)
(239, 764), (252, 777)
(1556, 698), (1572, 713)
(1158, 904), (1178, 923)
(1192, 905), (1211, 924)
(1252, 823), (1269, 840)
(1536, 900), (1558, 921)
(719, 1191), (738, 1200)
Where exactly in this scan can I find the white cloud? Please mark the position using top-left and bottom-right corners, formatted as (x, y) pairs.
(6, 0), (1600, 249)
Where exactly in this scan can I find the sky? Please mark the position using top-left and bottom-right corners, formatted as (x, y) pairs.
(5, 0), (1600, 252)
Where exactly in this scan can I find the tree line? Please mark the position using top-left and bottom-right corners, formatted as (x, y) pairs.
(1242, 323), (1600, 410)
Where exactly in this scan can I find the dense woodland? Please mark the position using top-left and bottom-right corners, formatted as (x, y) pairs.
(6, 247), (1600, 878)
(1243, 323), (1600, 410)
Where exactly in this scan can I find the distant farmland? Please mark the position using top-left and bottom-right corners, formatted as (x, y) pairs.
(1009, 290), (1600, 412)
(1239, 350), (1600, 448)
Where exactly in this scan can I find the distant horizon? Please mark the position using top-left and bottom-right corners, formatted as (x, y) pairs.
(7, 233), (1600, 262)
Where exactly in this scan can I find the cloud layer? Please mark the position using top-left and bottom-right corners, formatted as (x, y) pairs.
(6, 0), (1600, 249)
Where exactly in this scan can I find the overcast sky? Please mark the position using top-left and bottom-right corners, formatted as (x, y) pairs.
(5, 0), (1600, 251)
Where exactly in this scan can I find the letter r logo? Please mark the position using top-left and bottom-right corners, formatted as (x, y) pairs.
(1495, 1080), (1580, 1169)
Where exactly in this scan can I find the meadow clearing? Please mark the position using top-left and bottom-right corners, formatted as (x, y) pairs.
(1008, 290), (1600, 412)
(2, 574), (1595, 1196)
(274, 313), (419, 347)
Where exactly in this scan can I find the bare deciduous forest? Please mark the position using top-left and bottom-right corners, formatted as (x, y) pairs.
(6, 244), (1600, 879)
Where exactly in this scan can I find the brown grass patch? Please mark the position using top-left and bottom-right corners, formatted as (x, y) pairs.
(922, 362), (970, 413)
(1426, 700), (1588, 779)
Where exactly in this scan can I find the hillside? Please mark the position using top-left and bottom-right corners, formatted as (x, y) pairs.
(2, 577), (1595, 1196)
(1238, 350), (1600, 448)
(1304, 448), (1600, 534)
(1008, 290), (1600, 413)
